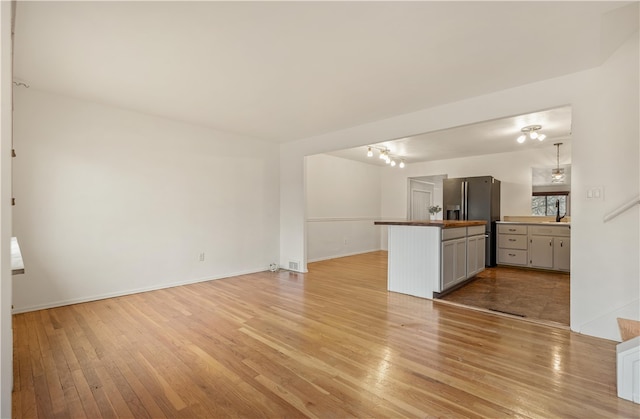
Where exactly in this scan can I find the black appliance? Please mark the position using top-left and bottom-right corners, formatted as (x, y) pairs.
(443, 176), (501, 267)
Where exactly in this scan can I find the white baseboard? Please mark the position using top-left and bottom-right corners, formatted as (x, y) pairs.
(307, 248), (383, 263)
(11, 267), (267, 314)
(575, 299), (640, 341)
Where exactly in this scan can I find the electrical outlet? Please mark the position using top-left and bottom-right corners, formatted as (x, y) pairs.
(199, 252), (205, 261)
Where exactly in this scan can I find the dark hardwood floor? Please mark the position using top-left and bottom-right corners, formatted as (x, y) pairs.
(12, 251), (638, 418)
(440, 266), (570, 326)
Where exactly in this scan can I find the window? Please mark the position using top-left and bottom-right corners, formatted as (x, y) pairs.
(532, 193), (569, 216)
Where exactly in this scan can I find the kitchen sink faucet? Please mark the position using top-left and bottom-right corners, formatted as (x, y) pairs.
(555, 200), (566, 222)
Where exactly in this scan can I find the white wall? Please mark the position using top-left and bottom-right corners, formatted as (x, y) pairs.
(12, 88), (280, 312)
(0, 2), (13, 416)
(305, 154), (382, 262)
(381, 145), (573, 222)
(570, 30), (639, 340)
(280, 29), (639, 341)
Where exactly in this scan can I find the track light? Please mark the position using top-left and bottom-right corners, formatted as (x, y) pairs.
(365, 146), (405, 168)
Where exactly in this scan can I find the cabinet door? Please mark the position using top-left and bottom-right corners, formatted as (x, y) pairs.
(529, 236), (553, 269)
(442, 240), (456, 290)
(466, 235), (486, 277)
(442, 238), (467, 291)
(467, 235), (478, 277)
(476, 235), (486, 273)
(553, 237), (570, 271)
(454, 238), (467, 284)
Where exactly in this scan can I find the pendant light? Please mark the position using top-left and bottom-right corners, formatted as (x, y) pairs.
(551, 142), (565, 183)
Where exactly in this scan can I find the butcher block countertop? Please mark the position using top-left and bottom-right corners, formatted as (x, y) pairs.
(374, 220), (487, 228)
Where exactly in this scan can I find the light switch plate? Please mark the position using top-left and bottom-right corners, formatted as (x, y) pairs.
(586, 186), (604, 200)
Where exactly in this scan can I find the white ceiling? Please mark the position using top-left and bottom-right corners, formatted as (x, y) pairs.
(328, 105), (573, 165)
(13, 2), (630, 143)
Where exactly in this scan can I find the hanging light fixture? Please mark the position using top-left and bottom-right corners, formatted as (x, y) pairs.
(365, 146), (405, 168)
(551, 142), (565, 183)
(517, 125), (546, 143)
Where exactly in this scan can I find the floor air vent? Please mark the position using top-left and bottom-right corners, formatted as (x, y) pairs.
(489, 308), (526, 317)
(288, 261), (299, 271)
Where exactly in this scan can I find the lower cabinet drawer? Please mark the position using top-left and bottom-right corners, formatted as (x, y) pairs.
(498, 248), (528, 266)
(498, 234), (528, 250)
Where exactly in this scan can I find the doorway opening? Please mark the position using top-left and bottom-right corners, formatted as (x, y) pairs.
(407, 175), (447, 220)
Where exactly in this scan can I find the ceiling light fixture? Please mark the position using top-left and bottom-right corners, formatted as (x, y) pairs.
(551, 142), (565, 183)
(366, 146), (405, 168)
(517, 125), (546, 143)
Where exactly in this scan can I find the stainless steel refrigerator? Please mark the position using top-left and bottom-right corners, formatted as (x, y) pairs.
(443, 176), (501, 266)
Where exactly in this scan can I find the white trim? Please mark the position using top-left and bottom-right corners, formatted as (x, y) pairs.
(617, 336), (640, 403)
(11, 237), (23, 275)
(306, 217), (378, 222)
(307, 248), (383, 263)
(11, 267), (267, 314)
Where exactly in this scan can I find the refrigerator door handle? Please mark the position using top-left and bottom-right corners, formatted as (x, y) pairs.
(460, 182), (465, 220)
(461, 181), (468, 220)
(465, 181), (469, 220)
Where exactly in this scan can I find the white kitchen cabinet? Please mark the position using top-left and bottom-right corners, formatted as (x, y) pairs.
(467, 233), (486, 277)
(496, 222), (570, 272)
(553, 236), (570, 271)
(497, 224), (528, 267)
(529, 225), (570, 271)
(529, 236), (554, 269)
(442, 237), (467, 290)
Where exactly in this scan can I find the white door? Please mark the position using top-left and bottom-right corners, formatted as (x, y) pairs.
(409, 179), (435, 220)
(411, 190), (431, 220)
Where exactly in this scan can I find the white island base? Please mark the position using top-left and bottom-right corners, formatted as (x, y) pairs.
(387, 225), (441, 298)
(376, 220), (487, 299)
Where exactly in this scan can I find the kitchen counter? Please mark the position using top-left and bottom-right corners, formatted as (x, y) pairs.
(497, 221), (570, 226)
(375, 220), (487, 228)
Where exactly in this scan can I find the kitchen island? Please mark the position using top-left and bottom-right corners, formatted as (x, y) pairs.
(375, 220), (487, 298)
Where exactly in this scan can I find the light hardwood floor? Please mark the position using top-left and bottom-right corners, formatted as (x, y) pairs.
(12, 251), (639, 418)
